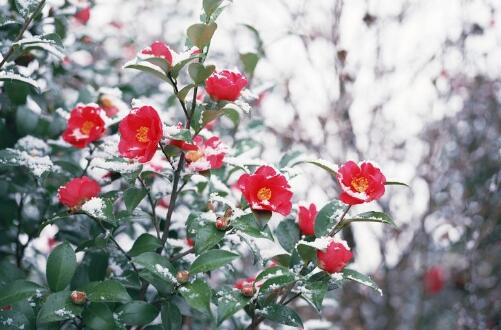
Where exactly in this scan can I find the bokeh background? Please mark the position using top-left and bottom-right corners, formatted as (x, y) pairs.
(1, 0), (500, 329)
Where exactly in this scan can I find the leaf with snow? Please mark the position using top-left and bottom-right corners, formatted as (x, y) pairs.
(292, 158), (339, 176)
(0, 148), (54, 177)
(216, 287), (251, 324)
(14, 33), (65, 59)
(15, 0), (44, 18)
(314, 200), (347, 237)
(341, 211), (396, 228)
(82, 197), (106, 220)
(257, 304), (303, 327)
(342, 269), (382, 296)
(37, 291), (83, 324)
(0, 71), (39, 91)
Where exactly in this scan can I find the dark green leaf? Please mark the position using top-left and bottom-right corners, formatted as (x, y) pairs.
(314, 200), (346, 236)
(216, 287), (250, 324)
(132, 252), (177, 285)
(342, 211), (396, 228)
(231, 213), (273, 240)
(82, 303), (116, 330)
(259, 304), (303, 327)
(168, 128), (192, 143)
(123, 187), (147, 212)
(195, 222), (225, 253)
(275, 218), (300, 252)
(115, 301), (158, 326)
(179, 279), (211, 313)
(190, 250), (239, 274)
(301, 280), (328, 311)
(37, 291), (83, 324)
(0, 280), (44, 306)
(46, 242), (77, 292)
(188, 63), (215, 85)
(240, 52), (259, 76)
(128, 233), (162, 257)
(187, 23), (217, 50)
(385, 181), (409, 187)
(0, 72), (39, 91)
(343, 268), (382, 295)
(161, 301), (182, 330)
(86, 280), (132, 303)
(177, 84), (195, 101)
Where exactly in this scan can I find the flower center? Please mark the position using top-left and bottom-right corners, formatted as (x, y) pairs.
(351, 177), (369, 193)
(257, 187), (272, 201)
(136, 126), (150, 143)
(185, 150), (204, 162)
(80, 121), (95, 135)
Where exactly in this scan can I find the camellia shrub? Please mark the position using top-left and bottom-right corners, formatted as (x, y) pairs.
(0, 0), (406, 329)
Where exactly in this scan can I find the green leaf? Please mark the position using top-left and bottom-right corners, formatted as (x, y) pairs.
(197, 106), (240, 133)
(295, 241), (317, 263)
(132, 252), (177, 294)
(123, 60), (170, 83)
(255, 266), (292, 282)
(342, 211), (396, 228)
(123, 187), (147, 212)
(0, 280), (44, 306)
(179, 279), (212, 313)
(170, 56), (200, 78)
(190, 250), (239, 274)
(0, 261), (24, 287)
(167, 128), (192, 143)
(259, 304), (303, 327)
(240, 52), (259, 76)
(314, 200), (346, 236)
(279, 150), (303, 168)
(216, 287), (251, 324)
(161, 301), (182, 330)
(301, 280), (328, 311)
(37, 291), (84, 324)
(115, 301), (158, 326)
(203, 0), (224, 17)
(128, 233), (162, 257)
(187, 22), (217, 50)
(82, 303), (116, 330)
(188, 63), (215, 85)
(177, 84), (195, 101)
(343, 268), (382, 295)
(292, 159), (339, 177)
(15, 0), (44, 18)
(86, 280), (132, 303)
(195, 222), (225, 253)
(275, 218), (300, 252)
(14, 33), (65, 59)
(46, 242), (77, 292)
(385, 181), (409, 187)
(258, 274), (295, 298)
(0, 71), (39, 91)
(231, 213), (273, 240)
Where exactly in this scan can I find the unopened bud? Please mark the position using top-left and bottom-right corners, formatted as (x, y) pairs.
(224, 208), (233, 218)
(241, 283), (255, 297)
(215, 216), (229, 230)
(207, 201), (216, 212)
(70, 291), (87, 305)
(176, 270), (190, 284)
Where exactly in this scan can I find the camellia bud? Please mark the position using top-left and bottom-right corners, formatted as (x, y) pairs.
(176, 270), (190, 284)
(215, 216), (229, 230)
(240, 283), (255, 297)
(207, 201), (216, 212)
(70, 291), (87, 305)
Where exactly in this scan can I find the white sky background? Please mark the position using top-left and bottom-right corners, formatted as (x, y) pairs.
(42, 0), (501, 273)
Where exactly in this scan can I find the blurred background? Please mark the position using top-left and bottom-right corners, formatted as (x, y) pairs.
(1, 0), (500, 329)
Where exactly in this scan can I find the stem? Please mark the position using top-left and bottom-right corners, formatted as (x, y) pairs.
(0, 0), (47, 69)
(138, 177), (161, 239)
(329, 205), (352, 236)
(169, 247), (194, 261)
(15, 194), (26, 268)
(167, 73), (190, 119)
(80, 144), (95, 177)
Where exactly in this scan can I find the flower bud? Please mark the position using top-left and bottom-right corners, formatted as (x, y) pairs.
(240, 283), (255, 297)
(215, 216), (229, 231)
(176, 270), (190, 284)
(70, 291), (87, 305)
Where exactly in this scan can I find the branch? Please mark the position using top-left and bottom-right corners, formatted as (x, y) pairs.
(138, 176), (161, 239)
(0, 0), (47, 69)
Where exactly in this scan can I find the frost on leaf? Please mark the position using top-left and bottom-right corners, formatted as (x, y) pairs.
(82, 197), (105, 219)
(0, 149), (54, 177)
(15, 135), (50, 156)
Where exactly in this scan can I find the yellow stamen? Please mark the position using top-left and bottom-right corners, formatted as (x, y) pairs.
(185, 150), (204, 162)
(136, 126), (150, 143)
(351, 177), (369, 193)
(257, 187), (272, 201)
(100, 95), (113, 108)
(80, 121), (94, 135)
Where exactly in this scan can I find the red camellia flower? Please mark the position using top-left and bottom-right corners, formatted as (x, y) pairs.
(118, 106), (163, 163)
(316, 238), (353, 273)
(205, 70), (248, 101)
(336, 160), (386, 205)
(141, 41), (173, 66)
(185, 136), (228, 172)
(62, 105), (106, 148)
(234, 276), (256, 290)
(58, 176), (101, 209)
(74, 7), (90, 25)
(237, 165), (293, 216)
(298, 203), (317, 236)
(424, 266), (445, 295)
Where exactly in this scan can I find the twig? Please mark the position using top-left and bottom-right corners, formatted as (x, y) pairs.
(329, 205), (352, 236)
(169, 247), (195, 261)
(0, 0), (47, 69)
(138, 176), (161, 239)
